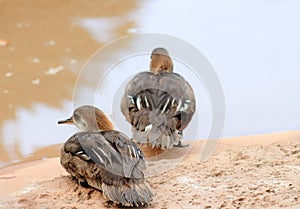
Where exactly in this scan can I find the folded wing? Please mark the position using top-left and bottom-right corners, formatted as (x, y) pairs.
(65, 131), (146, 178)
(121, 72), (195, 147)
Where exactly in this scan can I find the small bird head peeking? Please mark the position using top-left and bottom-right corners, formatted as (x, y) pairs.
(58, 105), (113, 132)
(150, 47), (173, 74)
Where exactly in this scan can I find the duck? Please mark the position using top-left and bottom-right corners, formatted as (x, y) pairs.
(121, 47), (196, 149)
(58, 105), (153, 207)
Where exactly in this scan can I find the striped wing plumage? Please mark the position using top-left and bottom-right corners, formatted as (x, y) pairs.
(65, 131), (145, 178)
(121, 72), (195, 149)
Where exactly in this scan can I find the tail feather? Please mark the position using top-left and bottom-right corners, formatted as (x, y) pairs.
(133, 125), (182, 149)
(102, 181), (153, 207)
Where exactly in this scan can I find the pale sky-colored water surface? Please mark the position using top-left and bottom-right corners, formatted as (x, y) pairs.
(140, 0), (300, 137)
(2, 0), (300, 166)
(80, 0), (300, 136)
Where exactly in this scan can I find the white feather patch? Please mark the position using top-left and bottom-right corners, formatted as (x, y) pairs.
(127, 94), (135, 104)
(176, 99), (182, 112)
(180, 103), (190, 112)
(145, 124), (153, 132)
(75, 151), (90, 160)
(144, 96), (150, 108)
(161, 98), (170, 114)
(136, 96), (142, 110)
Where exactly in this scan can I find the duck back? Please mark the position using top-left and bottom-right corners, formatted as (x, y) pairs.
(121, 71), (196, 149)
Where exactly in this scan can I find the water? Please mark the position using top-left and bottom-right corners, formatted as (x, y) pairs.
(1, 0), (300, 166)
(136, 0), (300, 136)
(1, 102), (76, 166)
(77, 0), (300, 137)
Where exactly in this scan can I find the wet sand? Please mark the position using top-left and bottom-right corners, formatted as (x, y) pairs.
(0, 131), (300, 208)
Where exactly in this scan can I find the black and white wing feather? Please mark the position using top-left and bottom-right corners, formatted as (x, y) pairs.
(64, 131), (145, 178)
(121, 72), (196, 149)
(61, 131), (153, 206)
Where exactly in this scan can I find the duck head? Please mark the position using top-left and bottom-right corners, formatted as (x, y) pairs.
(58, 105), (113, 131)
(150, 47), (173, 74)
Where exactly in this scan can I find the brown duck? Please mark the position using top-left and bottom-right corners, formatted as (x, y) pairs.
(58, 105), (153, 207)
(121, 47), (196, 149)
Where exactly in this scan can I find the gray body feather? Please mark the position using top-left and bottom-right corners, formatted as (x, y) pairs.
(121, 72), (196, 149)
(61, 131), (153, 207)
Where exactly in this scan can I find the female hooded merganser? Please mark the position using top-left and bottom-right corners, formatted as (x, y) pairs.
(121, 47), (196, 149)
(58, 105), (153, 207)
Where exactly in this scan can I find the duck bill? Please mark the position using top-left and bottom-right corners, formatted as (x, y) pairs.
(58, 117), (74, 125)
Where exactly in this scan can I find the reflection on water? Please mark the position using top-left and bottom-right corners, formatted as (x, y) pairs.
(0, 55), (212, 168)
(77, 0), (300, 138)
(137, 0), (300, 136)
(0, 1), (139, 167)
(1, 102), (75, 166)
(77, 18), (123, 43)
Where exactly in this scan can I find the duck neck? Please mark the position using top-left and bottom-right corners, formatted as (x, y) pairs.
(96, 114), (114, 131)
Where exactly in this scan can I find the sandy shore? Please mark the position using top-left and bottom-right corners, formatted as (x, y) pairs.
(0, 131), (299, 208)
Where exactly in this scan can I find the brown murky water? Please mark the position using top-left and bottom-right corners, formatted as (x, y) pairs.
(0, 0), (139, 167)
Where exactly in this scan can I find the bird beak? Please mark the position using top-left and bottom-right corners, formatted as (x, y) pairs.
(58, 117), (74, 125)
